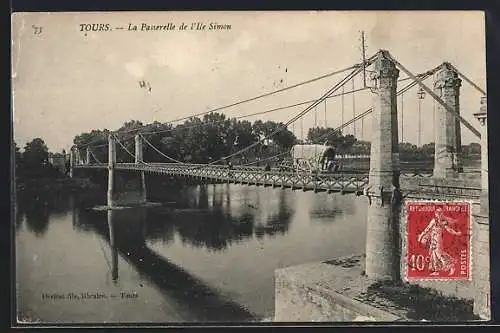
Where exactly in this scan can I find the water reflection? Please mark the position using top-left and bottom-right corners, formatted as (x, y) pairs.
(18, 190), (73, 214)
(18, 184), (296, 252)
(77, 208), (256, 321)
(175, 210), (254, 252)
(107, 210), (119, 282)
(308, 193), (358, 221)
(16, 182), (368, 322)
(145, 185), (293, 251)
(253, 190), (292, 237)
(23, 195), (50, 237)
(16, 189), (103, 235)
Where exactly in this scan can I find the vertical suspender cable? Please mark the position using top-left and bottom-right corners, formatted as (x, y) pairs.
(432, 72), (436, 145)
(352, 78), (356, 137)
(301, 115), (304, 143)
(401, 92), (404, 143)
(314, 105), (318, 158)
(324, 100), (327, 128)
(314, 105), (318, 129)
(341, 86), (345, 135)
(418, 91), (422, 147)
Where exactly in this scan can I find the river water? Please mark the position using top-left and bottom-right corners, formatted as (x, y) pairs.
(15, 183), (368, 324)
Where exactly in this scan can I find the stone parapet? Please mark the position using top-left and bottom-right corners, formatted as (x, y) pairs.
(274, 256), (403, 322)
(472, 100), (490, 319)
(274, 255), (482, 322)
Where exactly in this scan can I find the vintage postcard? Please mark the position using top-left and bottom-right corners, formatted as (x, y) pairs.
(11, 11), (489, 325)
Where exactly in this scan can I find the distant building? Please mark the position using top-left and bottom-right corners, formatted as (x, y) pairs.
(49, 152), (67, 174)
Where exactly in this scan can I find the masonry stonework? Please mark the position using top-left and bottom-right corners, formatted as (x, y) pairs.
(473, 98), (490, 319)
(274, 261), (402, 322)
(86, 147), (91, 165)
(135, 134), (147, 204)
(365, 50), (401, 280)
(433, 63), (463, 178)
(69, 147), (75, 178)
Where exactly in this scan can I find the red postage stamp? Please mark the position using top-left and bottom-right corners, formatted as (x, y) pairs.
(406, 201), (471, 280)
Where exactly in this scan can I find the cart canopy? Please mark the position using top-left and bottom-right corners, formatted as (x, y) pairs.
(290, 144), (336, 162)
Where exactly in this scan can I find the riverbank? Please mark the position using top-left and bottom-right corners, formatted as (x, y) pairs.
(274, 255), (480, 322)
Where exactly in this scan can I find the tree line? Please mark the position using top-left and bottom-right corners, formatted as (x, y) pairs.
(344, 141), (481, 160)
(74, 113), (362, 165)
(15, 112), (482, 183)
(14, 138), (67, 189)
(74, 114), (481, 165)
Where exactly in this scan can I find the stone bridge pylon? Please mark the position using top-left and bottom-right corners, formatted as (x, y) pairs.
(433, 62), (463, 178)
(105, 134), (147, 208)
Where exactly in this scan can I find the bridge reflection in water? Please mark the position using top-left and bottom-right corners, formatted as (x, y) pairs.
(71, 185), (298, 322)
(16, 183), (368, 323)
(73, 209), (257, 321)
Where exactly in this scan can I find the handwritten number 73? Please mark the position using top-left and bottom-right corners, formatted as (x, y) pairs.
(32, 25), (42, 35)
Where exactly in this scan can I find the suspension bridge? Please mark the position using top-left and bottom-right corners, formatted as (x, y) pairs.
(70, 49), (489, 319)
(71, 50), (486, 203)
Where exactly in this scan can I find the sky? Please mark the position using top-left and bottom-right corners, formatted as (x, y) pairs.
(11, 11), (486, 153)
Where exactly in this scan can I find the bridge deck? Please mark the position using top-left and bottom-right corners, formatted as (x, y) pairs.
(74, 163), (480, 199)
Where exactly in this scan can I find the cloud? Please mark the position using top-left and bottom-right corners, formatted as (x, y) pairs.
(125, 59), (148, 79)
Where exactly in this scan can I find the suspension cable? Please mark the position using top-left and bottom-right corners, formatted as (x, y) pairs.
(241, 151), (290, 166)
(78, 62), (373, 149)
(447, 63), (486, 96)
(139, 86), (372, 136)
(77, 69), (432, 150)
(85, 68), (433, 166)
(388, 54), (481, 138)
(352, 77), (356, 137)
(120, 63), (364, 135)
(78, 85), (371, 150)
(90, 67), (372, 164)
(89, 150), (101, 164)
(113, 134), (136, 161)
(202, 60), (370, 167)
(139, 133), (184, 164)
(400, 90), (404, 143)
(316, 108), (374, 143)
(315, 71), (434, 143)
(324, 99), (327, 128)
(300, 114), (304, 143)
(90, 142), (108, 149)
(83, 62), (458, 180)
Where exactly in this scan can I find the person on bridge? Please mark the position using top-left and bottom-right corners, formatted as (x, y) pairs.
(227, 160), (233, 177)
(320, 156), (326, 171)
(327, 161), (334, 173)
(264, 163), (271, 182)
(65, 159), (71, 176)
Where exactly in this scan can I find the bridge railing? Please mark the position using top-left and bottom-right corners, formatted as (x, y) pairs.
(75, 161), (432, 177)
(74, 161), (481, 198)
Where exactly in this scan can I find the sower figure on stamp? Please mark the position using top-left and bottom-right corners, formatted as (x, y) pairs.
(417, 208), (462, 276)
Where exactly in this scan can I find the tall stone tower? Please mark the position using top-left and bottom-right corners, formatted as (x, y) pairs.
(433, 63), (463, 178)
(365, 50), (401, 281)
